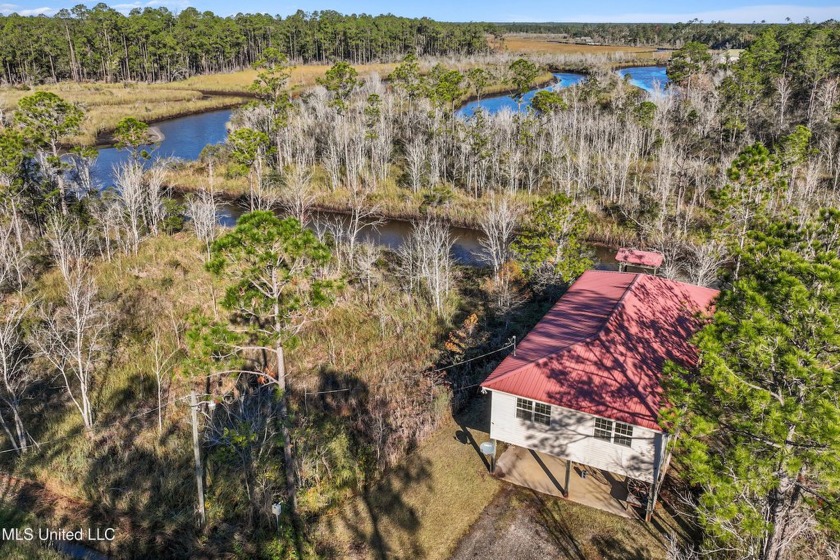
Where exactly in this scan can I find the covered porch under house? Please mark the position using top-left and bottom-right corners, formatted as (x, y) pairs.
(493, 445), (649, 519)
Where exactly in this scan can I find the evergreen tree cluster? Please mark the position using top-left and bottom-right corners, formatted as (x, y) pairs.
(0, 6), (491, 84)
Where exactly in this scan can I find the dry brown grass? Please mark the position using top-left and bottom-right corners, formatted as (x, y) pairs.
(503, 34), (669, 59)
(314, 399), (501, 559)
(170, 62), (401, 95)
(0, 82), (242, 145)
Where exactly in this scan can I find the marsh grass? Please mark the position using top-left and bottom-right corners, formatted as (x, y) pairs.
(0, 82), (242, 145)
(7, 222), (496, 557)
(503, 34), (669, 59)
(170, 63), (403, 95)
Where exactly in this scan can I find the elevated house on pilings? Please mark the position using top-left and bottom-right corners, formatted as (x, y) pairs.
(481, 270), (717, 520)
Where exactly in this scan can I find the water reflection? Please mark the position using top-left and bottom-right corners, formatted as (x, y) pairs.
(457, 72), (586, 117)
(616, 66), (669, 93)
(219, 203), (617, 269)
(89, 108), (233, 188)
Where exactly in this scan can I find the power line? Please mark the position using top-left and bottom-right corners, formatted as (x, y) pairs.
(0, 394), (193, 457)
(299, 338), (517, 407)
(0, 337), (516, 456)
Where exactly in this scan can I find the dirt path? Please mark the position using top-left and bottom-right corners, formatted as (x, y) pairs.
(450, 486), (569, 560)
(450, 484), (669, 560)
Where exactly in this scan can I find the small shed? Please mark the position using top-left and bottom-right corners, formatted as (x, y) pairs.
(615, 248), (664, 274)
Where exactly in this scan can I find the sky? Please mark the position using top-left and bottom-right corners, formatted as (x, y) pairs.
(1, 0), (839, 22)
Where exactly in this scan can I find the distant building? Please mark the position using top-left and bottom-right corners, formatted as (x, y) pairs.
(481, 270), (717, 519)
(615, 248), (664, 274)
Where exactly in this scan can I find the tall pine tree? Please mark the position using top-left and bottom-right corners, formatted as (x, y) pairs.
(663, 209), (840, 559)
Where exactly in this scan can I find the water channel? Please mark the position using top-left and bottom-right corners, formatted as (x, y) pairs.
(616, 65), (669, 93)
(456, 72), (587, 118)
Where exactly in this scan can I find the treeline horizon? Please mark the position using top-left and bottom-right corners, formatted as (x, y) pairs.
(493, 21), (781, 49)
(0, 5), (836, 86)
(0, 6), (491, 84)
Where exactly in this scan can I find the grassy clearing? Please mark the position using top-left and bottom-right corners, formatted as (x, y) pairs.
(313, 398), (501, 559)
(0, 82), (242, 146)
(170, 63), (402, 95)
(503, 34), (669, 59)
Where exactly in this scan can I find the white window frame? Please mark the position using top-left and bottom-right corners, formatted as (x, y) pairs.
(594, 417), (613, 442)
(533, 402), (551, 426)
(515, 398), (551, 427)
(613, 422), (634, 447)
(593, 417), (634, 447)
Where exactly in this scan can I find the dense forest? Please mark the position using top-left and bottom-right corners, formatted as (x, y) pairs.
(0, 11), (838, 560)
(0, 6), (490, 84)
(1, 6), (836, 86)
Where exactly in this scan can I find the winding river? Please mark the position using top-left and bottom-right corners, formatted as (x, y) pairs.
(85, 66), (666, 266)
(90, 108), (233, 188)
(457, 72), (587, 118)
(616, 65), (669, 93)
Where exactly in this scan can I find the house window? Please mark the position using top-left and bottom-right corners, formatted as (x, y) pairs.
(613, 422), (634, 447)
(593, 417), (634, 447)
(516, 398), (552, 426)
(594, 417), (613, 442)
(534, 402), (551, 426)
(516, 398), (533, 421)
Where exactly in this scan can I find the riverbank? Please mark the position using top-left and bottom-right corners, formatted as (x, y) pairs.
(167, 168), (639, 252)
(0, 82), (245, 146)
(93, 123), (167, 149)
(455, 70), (556, 109)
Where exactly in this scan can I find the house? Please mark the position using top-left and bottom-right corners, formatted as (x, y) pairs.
(481, 270), (718, 519)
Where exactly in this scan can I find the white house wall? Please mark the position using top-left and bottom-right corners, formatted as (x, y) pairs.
(488, 389), (662, 483)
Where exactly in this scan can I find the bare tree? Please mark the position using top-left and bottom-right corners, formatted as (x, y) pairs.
(34, 218), (108, 431)
(665, 534), (699, 560)
(353, 242), (381, 303)
(186, 190), (219, 261)
(477, 194), (520, 279)
(88, 194), (125, 262)
(113, 160), (145, 255)
(145, 159), (171, 235)
(248, 153), (282, 212)
(404, 136), (426, 193)
(0, 303), (35, 454)
(774, 75), (792, 129)
(685, 239), (728, 287)
(151, 329), (178, 434)
(0, 221), (28, 292)
(398, 219), (454, 315)
(652, 238), (685, 281)
(281, 165), (316, 226)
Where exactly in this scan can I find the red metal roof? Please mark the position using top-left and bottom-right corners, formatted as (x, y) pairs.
(615, 248), (664, 268)
(481, 271), (718, 431)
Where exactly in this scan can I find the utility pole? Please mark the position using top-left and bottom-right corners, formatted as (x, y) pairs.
(190, 390), (206, 527)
